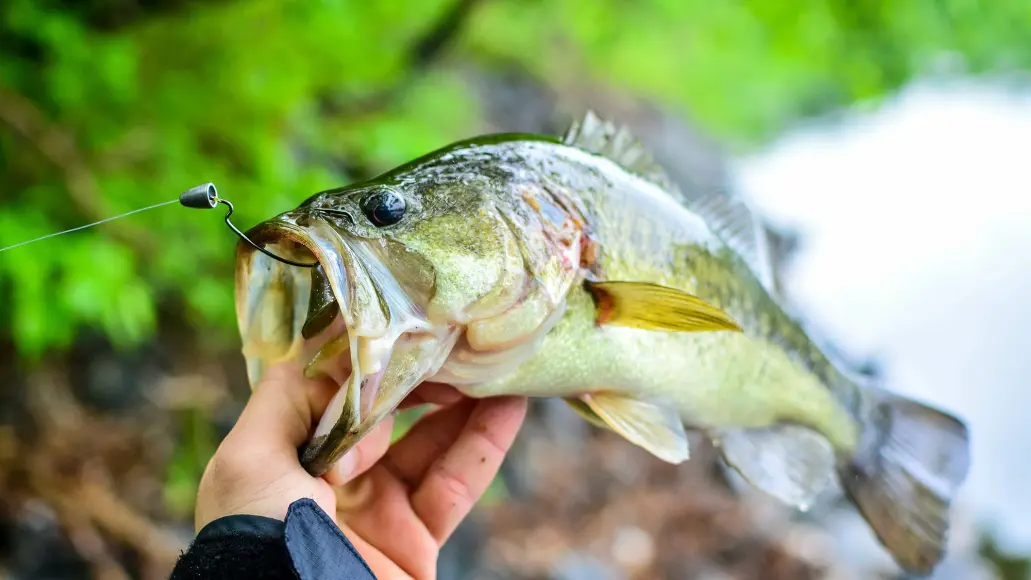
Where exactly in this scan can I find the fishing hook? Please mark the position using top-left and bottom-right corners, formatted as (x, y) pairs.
(179, 182), (318, 268)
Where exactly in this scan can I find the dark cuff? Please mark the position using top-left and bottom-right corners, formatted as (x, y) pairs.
(170, 499), (376, 580)
(170, 513), (292, 579)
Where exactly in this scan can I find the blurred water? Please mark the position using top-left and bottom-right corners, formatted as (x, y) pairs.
(731, 77), (1031, 556)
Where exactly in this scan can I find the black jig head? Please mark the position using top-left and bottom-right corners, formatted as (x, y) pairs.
(179, 183), (318, 268)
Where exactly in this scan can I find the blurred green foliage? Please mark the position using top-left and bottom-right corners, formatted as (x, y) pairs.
(2, 0), (1029, 360)
(980, 529), (1031, 580)
(164, 407), (220, 518)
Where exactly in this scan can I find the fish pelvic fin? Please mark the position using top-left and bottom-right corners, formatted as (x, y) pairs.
(716, 424), (837, 510)
(576, 392), (690, 463)
(839, 389), (971, 576)
(563, 397), (611, 430)
(585, 280), (742, 333)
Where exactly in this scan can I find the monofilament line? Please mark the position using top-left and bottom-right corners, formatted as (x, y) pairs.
(0, 198), (179, 254)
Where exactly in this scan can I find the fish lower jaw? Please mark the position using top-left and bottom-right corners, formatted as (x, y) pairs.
(305, 325), (444, 432)
(300, 325), (461, 476)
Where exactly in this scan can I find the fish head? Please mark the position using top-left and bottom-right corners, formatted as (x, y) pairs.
(233, 175), (536, 476)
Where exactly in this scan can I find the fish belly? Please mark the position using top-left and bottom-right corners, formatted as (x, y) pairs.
(460, 286), (858, 453)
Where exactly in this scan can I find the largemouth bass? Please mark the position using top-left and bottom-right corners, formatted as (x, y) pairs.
(234, 112), (970, 575)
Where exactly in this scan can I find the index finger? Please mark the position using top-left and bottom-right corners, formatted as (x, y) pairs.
(409, 396), (527, 544)
(231, 361), (338, 451)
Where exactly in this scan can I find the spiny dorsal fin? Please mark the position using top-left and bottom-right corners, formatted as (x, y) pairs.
(563, 110), (678, 192)
(564, 111), (780, 295)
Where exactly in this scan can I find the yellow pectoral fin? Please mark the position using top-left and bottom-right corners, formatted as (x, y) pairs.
(580, 392), (690, 463)
(586, 280), (742, 333)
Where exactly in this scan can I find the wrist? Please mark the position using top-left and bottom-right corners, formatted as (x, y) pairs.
(175, 499), (376, 580)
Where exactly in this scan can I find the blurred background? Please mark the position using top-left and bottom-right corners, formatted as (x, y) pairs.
(0, 0), (1029, 578)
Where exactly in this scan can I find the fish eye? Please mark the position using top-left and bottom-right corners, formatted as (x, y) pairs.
(359, 188), (406, 227)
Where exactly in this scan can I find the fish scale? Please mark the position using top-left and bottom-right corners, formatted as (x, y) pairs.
(234, 111), (970, 577)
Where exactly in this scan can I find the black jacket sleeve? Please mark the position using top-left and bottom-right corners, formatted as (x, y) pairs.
(170, 498), (377, 580)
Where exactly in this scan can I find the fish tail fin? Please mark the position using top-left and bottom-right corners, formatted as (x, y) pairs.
(838, 388), (971, 576)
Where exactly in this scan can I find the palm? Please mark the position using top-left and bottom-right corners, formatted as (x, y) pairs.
(323, 394), (527, 580)
(194, 362), (526, 580)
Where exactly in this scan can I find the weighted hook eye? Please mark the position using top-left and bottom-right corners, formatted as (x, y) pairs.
(179, 183), (318, 268)
(179, 183), (219, 209)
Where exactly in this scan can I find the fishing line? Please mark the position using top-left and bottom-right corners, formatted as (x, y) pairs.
(0, 198), (179, 254)
(0, 182), (318, 268)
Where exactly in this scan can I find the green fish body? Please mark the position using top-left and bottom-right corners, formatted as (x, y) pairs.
(234, 113), (970, 576)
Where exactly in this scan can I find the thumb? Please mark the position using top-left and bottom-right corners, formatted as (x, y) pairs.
(232, 361), (340, 452)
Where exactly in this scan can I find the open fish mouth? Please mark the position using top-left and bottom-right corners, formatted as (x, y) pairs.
(234, 211), (459, 476)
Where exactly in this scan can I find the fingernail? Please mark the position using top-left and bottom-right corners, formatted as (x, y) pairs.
(333, 451), (358, 481)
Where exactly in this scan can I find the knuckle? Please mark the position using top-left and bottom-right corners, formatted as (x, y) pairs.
(201, 444), (271, 499)
(468, 422), (508, 457)
(432, 463), (477, 506)
(206, 447), (248, 482)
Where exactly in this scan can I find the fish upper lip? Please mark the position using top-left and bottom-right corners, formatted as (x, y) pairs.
(240, 211), (438, 369)
(239, 211), (448, 475)
(242, 212), (418, 337)
(242, 212), (355, 330)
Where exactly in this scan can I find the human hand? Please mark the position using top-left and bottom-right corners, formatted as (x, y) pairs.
(194, 360), (528, 579)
